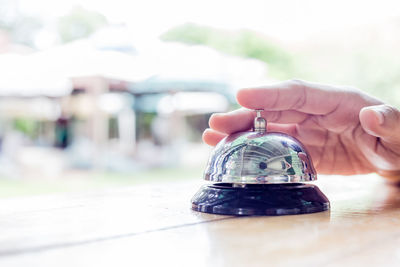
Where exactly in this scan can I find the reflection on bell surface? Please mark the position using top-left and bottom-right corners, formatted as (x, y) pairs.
(191, 109), (330, 216)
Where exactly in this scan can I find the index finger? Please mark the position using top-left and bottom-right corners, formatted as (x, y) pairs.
(237, 80), (346, 115)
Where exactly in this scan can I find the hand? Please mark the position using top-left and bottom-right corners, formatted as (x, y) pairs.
(203, 80), (400, 180)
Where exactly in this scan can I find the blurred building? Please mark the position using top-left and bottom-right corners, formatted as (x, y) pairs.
(0, 29), (269, 175)
(0, 29), (34, 54)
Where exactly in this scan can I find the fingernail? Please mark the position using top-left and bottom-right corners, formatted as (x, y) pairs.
(373, 110), (385, 125)
(210, 113), (223, 118)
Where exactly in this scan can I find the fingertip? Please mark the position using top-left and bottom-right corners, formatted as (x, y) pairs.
(236, 88), (256, 109)
(208, 113), (223, 130)
(202, 128), (226, 146)
(202, 128), (212, 142)
(209, 109), (255, 133)
(359, 107), (383, 136)
(237, 86), (278, 110)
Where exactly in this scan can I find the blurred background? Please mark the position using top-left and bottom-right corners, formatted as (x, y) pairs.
(0, 0), (400, 197)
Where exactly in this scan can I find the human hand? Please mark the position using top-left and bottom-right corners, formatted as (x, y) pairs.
(203, 80), (400, 180)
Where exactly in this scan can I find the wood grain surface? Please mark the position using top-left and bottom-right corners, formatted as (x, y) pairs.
(0, 174), (399, 267)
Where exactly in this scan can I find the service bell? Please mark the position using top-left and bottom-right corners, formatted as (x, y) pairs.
(191, 109), (330, 216)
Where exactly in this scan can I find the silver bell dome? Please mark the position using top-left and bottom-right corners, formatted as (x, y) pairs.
(204, 110), (317, 184)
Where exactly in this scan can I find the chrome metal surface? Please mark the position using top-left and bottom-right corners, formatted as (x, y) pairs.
(204, 131), (317, 183)
(253, 109), (266, 133)
(205, 108), (318, 184)
(204, 109), (317, 183)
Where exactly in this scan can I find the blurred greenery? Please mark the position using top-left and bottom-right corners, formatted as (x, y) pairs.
(58, 6), (108, 43)
(136, 112), (157, 140)
(0, 167), (202, 198)
(161, 23), (295, 79)
(297, 38), (400, 108)
(162, 22), (400, 107)
(13, 118), (38, 137)
(0, 1), (108, 47)
(0, 0), (42, 46)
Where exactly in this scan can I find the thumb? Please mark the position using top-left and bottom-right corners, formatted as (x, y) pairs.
(359, 104), (400, 144)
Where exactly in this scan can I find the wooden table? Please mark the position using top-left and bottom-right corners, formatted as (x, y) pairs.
(0, 174), (399, 267)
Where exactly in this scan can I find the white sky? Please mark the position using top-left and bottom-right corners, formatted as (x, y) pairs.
(18, 0), (400, 43)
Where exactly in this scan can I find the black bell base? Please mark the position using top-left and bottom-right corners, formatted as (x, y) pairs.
(191, 183), (330, 216)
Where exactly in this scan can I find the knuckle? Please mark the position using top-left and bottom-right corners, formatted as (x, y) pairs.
(335, 86), (362, 100)
(383, 105), (400, 122)
(384, 105), (398, 114)
(287, 79), (306, 90)
(271, 111), (282, 122)
(342, 85), (360, 93)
